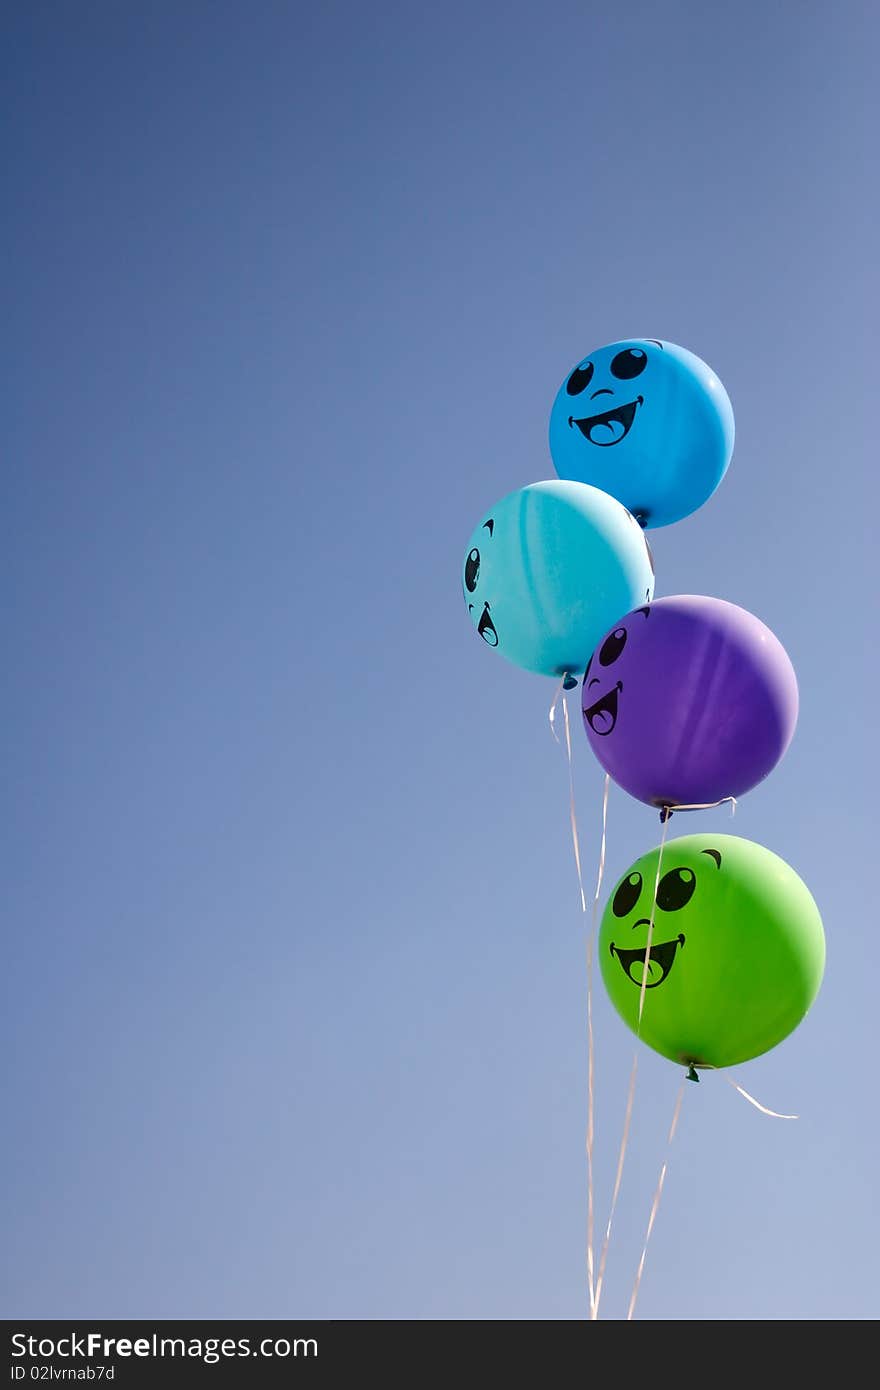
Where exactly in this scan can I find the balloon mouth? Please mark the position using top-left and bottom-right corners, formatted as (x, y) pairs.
(568, 396), (643, 447)
(610, 932), (685, 988)
(584, 681), (622, 736)
(476, 601), (498, 647)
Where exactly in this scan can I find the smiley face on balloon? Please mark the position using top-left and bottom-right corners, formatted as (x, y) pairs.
(599, 834), (825, 1070)
(464, 520), (499, 646)
(604, 846), (721, 992)
(549, 340), (735, 527)
(581, 604), (651, 738)
(563, 344), (654, 449)
(461, 479), (655, 678)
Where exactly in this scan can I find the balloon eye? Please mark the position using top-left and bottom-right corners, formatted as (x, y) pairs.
(599, 627), (627, 666)
(464, 548), (480, 593)
(610, 348), (647, 380)
(566, 361), (594, 395)
(613, 872), (642, 917)
(656, 867), (696, 912)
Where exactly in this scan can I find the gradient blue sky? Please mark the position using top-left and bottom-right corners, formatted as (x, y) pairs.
(3, 2), (877, 1320)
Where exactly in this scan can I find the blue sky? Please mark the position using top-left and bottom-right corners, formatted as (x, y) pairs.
(3, 2), (877, 1319)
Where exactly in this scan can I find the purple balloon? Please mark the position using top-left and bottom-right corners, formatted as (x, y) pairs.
(581, 595), (798, 808)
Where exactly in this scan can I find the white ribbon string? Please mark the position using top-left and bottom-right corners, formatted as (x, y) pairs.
(593, 772), (610, 906)
(594, 815), (670, 1319)
(549, 679), (587, 914)
(659, 796), (737, 818)
(592, 1050), (637, 1319)
(637, 813), (670, 1026)
(549, 680), (609, 1318)
(623, 1069), (794, 1321)
(724, 1074), (798, 1119)
(584, 773), (610, 1315)
(627, 1078), (686, 1320)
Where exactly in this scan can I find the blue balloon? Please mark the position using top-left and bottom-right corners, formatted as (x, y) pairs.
(548, 339), (734, 528)
(462, 480), (655, 678)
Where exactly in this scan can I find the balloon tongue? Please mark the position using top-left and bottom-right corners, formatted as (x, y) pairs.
(630, 958), (658, 986)
(589, 418), (626, 445)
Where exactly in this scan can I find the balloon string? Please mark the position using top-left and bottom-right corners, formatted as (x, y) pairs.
(723, 1074), (798, 1119)
(549, 679), (587, 913)
(593, 772), (611, 904)
(593, 816), (669, 1319)
(585, 773), (610, 1315)
(659, 795), (737, 820)
(627, 1077), (686, 1320)
(549, 680), (609, 1318)
(621, 1074), (794, 1323)
(638, 814), (670, 1027)
(592, 1050), (637, 1319)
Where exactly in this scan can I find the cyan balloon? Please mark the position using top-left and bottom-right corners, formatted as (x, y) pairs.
(549, 339), (734, 528)
(462, 479), (655, 678)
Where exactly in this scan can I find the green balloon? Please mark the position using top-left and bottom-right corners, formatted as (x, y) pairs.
(599, 834), (825, 1070)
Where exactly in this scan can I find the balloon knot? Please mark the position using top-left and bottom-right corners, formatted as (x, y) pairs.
(562, 673), (578, 691)
(686, 1064), (700, 1083)
(659, 806), (673, 824)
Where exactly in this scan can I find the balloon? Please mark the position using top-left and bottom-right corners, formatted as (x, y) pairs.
(462, 480), (655, 678)
(549, 339), (734, 528)
(599, 833), (825, 1070)
(581, 595), (798, 808)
